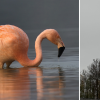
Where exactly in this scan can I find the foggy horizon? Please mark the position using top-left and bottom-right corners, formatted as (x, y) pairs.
(0, 0), (79, 31)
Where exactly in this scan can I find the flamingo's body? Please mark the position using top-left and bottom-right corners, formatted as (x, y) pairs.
(0, 25), (65, 68)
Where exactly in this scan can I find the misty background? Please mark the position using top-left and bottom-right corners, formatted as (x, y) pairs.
(0, 0), (78, 30)
(80, 0), (100, 71)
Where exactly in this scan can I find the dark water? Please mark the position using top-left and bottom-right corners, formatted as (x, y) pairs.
(0, 29), (79, 100)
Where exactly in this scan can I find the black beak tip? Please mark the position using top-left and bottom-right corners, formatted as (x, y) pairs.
(58, 46), (65, 57)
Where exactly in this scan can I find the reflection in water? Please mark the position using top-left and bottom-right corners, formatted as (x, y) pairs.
(0, 67), (65, 100)
(36, 67), (65, 100)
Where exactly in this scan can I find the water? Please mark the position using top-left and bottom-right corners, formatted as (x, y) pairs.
(0, 29), (79, 100)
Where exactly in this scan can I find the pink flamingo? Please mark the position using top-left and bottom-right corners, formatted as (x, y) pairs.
(0, 25), (65, 68)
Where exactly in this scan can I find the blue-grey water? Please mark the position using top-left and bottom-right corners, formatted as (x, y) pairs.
(0, 29), (79, 100)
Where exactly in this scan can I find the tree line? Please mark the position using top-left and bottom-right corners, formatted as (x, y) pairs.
(80, 59), (100, 99)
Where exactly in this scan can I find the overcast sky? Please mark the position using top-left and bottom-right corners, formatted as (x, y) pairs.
(80, 0), (100, 71)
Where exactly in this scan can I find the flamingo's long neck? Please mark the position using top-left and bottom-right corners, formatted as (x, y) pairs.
(34, 32), (45, 66)
(18, 32), (45, 67)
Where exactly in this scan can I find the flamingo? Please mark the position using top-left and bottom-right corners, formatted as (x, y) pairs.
(0, 25), (65, 68)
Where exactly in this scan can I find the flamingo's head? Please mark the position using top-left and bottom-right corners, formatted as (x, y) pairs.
(44, 29), (65, 57)
(57, 38), (65, 57)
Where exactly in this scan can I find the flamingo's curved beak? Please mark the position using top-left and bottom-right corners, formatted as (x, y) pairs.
(58, 46), (65, 57)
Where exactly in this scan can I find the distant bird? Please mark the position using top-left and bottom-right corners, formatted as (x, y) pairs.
(0, 25), (65, 68)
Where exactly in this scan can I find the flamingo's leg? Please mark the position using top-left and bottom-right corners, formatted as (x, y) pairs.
(0, 62), (4, 69)
(6, 61), (13, 68)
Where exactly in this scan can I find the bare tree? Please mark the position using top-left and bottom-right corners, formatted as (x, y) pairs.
(80, 59), (100, 99)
